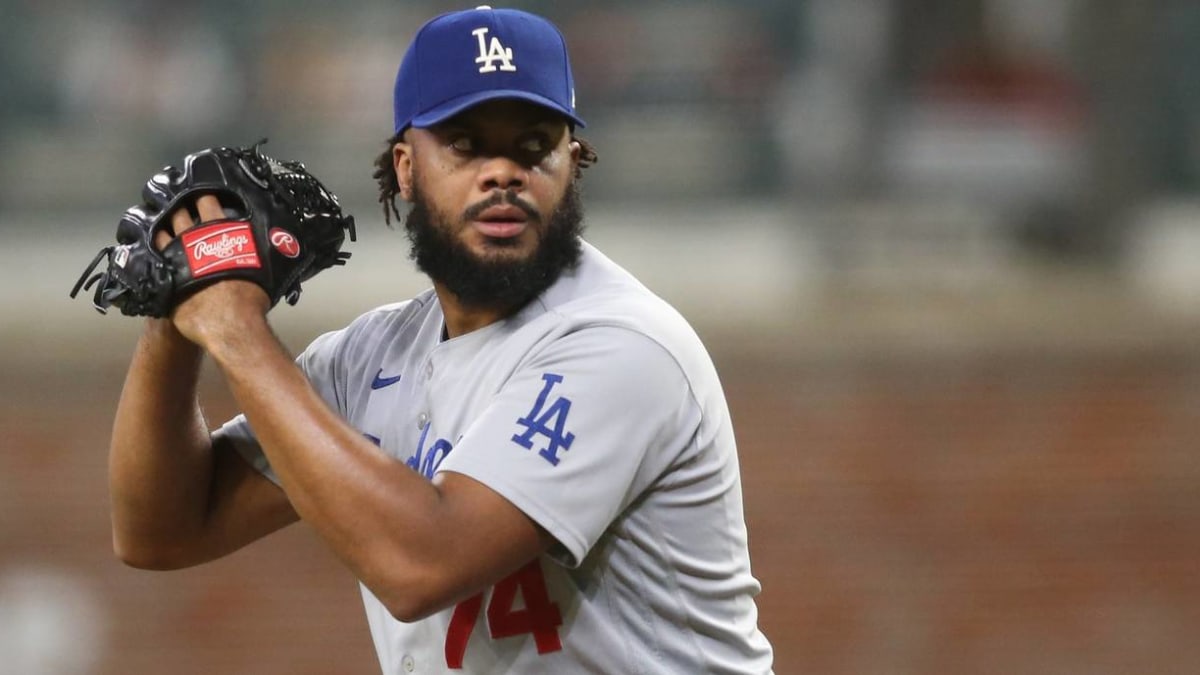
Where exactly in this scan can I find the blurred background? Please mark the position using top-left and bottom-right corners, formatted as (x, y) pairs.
(4, 0), (1200, 673)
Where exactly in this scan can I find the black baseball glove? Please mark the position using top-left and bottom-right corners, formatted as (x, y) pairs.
(70, 141), (356, 317)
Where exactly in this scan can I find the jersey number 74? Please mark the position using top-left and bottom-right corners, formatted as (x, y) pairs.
(444, 559), (564, 668)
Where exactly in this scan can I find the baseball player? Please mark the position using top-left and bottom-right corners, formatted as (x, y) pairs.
(107, 6), (774, 673)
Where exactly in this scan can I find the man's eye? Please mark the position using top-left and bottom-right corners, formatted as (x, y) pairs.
(449, 136), (474, 152)
(519, 136), (549, 154)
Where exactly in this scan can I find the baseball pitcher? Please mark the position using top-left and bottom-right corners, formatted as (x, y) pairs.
(77, 6), (774, 673)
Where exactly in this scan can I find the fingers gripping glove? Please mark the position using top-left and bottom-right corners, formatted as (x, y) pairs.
(70, 141), (356, 317)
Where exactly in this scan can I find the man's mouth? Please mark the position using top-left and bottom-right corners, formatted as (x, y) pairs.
(473, 205), (529, 238)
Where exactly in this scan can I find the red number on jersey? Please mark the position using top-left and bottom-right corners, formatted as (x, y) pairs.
(487, 559), (564, 651)
(445, 594), (484, 669)
(444, 559), (564, 668)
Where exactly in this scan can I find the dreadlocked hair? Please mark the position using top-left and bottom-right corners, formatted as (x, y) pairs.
(372, 131), (599, 226)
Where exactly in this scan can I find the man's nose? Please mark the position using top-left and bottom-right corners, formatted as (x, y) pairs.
(477, 155), (527, 192)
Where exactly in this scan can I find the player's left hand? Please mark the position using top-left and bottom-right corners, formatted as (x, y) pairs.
(70, 141), (357, 319)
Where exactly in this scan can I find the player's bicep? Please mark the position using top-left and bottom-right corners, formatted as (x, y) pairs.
(429, 470), (553, 593)
(196, 437), (299, 562)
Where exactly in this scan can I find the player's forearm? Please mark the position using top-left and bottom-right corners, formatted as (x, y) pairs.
(202, 313), (507, 618)
(109, 319), (216, 566)
(206, 315), (436, 554)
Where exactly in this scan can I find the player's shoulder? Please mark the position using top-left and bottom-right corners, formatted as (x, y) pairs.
(344, 288), (437, 335)
(536, 241), (711, 367)
(554, 243), (695, 330)
(304, 288), (437, 358)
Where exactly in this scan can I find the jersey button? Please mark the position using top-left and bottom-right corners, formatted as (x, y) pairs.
(401, 654), (415, 672)
(417, 412), (429, 429)
(425, 362), (434, 379)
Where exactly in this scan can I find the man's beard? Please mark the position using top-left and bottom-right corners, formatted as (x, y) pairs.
(404, 181), (585, 311)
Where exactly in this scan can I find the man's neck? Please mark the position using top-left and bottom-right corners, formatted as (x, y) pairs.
(433, 282), (519, 339)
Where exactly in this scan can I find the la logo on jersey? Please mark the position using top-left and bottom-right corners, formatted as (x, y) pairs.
(472, 27), (516, 73)
(512, 373), (575, 466)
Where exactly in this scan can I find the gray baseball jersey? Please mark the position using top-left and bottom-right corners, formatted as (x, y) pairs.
(216, 241), (774, 674)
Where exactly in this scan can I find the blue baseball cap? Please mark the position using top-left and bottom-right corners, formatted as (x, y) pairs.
(393, 6), (585, 134)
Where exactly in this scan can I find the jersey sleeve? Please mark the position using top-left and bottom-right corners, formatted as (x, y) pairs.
(212, 326), (349, 485)
(436, 326), (701, 568)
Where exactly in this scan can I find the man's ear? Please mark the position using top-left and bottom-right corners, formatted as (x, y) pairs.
(393, 142), (414, 202)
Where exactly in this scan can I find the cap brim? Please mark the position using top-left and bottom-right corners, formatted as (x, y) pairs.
(409, 89), (586, 130)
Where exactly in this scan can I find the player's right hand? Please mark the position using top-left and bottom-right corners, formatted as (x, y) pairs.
(159, 195), (271, 348)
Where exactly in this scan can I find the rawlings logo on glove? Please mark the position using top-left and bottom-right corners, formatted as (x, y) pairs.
(184, 222), (260, 275)
(269, 228), (301, 258)
(70, 141), (356, 317)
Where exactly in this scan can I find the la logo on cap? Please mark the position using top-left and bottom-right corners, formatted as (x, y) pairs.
(472, 26), (516, 73)
(470, 6), (516, 74)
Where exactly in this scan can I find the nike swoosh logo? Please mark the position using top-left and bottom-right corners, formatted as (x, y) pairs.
(370, 369), (403, 390)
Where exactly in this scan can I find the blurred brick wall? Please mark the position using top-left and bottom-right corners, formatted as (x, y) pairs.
(5, 344), (1200, 674)
(730, 348), (1200, 675)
